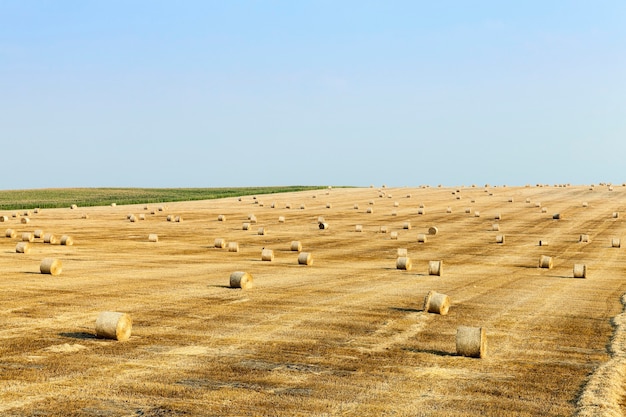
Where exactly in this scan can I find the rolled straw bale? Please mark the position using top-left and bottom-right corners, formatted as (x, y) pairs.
(278, 216), (285, 223)
(0, 215), (7, 222)
(166, 215), (173, 222)
(158, 206), (165, 212)
(317, 216), (325, 224)
(34, 230), (44, 239)
(21, 217), (30, 224)
(138, 214), (145, 220)
(43, 233), (57, 244)
(218, 214), (226, 222)
(366, 208), (374, 214)
(423, 291), (450, 315)
(5, 228), (16, 238)
(406, 194), (412, 198)
(174, 216), (182, 222)
(573, 264), (587, 278)
(23, 210), (31, 216)
(40, 258), (62, 275)
(419, 203), (426, 209)
(579, 234), (590, 243)
(248, 214), (257, 223)
(539, 255), (553, 269)
(285, 203), (291, 209)
(82, 214), (89, 219)
(129, 215), (137, 222)
(541, 207), (548, 213)
(535, 202), (541, 208)
(417, 234), (427, 243)
(16, 242), (30, 254)
(612, 238), (621, 248)
(396, 256), (412, 271)
(230, 271), (253, 289)
(492, 224), (500, 231)
(582, 202), (588, 207)
(391, 210), (398, 216)
(369, 200), (374, 205)
(22, 233), (34, 242)
(379, 226), (388, 233)
(613, 212), (619, 219)
(397, 248), (408, 257)
(270, 202), (276, 208)
(428, 226), (438, 235)
(319, 223), (329, 230)
(354, 204), (359, 209)
(34, 208), (40, 214)
(326, 203), (332, 208)
(465, 208), (471, 214)
(126, 214), (133, 220)
(111, 203), (117, 207)
(144, 205), (149, 210)
(242, 222), (250, 230)
(539, 240), (548, 246)
(390, 231), (398, 240)
(496, 235), (505, 244)
(214, 238), (226, 249)
(403, 222), (411, 230)
(525, 198), (531, 203)
(552, 213), (562, 220)
(11, 212), (18, 218)
(446, 207), (452, 213)
(456, 326), (486, 358)
(508, 198), (514, 203)
(261, 248), (274, 261)
(428, 260), (442, 276)
(95, 311), (132, 341)
(290, 241), (302, 251)
(474, 211), (480, 217)
(394, 201), (399, 207)
(298, 252), (313, 265)
(148, 234), (159, 242)
(70, 204), (78, 209)
(228, 242), (239, 252)
(418, 208), (425, 215)
(257, 227), (266, 235)
(355, 224), (363, 232)
(60, 235), (74, 246)
(494, 213), (501, 220)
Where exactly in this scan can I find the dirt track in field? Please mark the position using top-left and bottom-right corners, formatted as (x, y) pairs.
(1, 184), (626, 416)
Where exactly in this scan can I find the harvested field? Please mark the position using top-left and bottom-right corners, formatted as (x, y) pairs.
(1, 184), (626, 416)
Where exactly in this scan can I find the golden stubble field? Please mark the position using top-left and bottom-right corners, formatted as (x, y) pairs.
(1, 184), (626, 416)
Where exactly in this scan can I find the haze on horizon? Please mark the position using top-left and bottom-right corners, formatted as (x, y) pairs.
(1, 1), (624, 190)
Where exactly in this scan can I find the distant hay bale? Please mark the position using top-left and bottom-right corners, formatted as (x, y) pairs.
(326, 203), (332, 208)
(428, 226), (438, 235)
(539, 255), (553, 269)
(403, 222), (411, 230)
(261, 248), (274, 261)
(579, 234), (591, 243)
(417, 234), (427, 243)
(379, 226), (388, 233)
(397, 248), (408, 257)
(353, 203), (359, 209)
(129, 215), (137, 222)
(138, 214), (145, 220)
(228, 242), (239, 252)
(366, 208), (374, 214)
(298, 252), (313, 265)
(582, 202), (588, 207)
(394, 201), (399, 207)
(613, 212), (619, 219)
(174, 216), (182, 222)
(319, 222), (329, 230)
(508, 198), (514, 203)
(535, 202), (541, 208)
(43, 233), (57, 244)
(492, 224), (500, 231)
(82, 214), (89, 219)
(248, 214), (257, 223)
(278, 216), (285, 223)
(369, 200), (374, 205)
(612, 238), (621, 248)
(34, 208), (40, 214)
(428, 260), (442, 276)
(95, 311), (132, 341)
(418, 208), (425, 215)
(474, 211), (480, 217)
(34, 230), (44, 239)
(230, 271), (253, 289)
(553, 213), (562, 220)
(494, 213), (501, 220)
(218, 214), (226, 222)
(419, 203), (425, 209)
(70, 204), (78, 209)
(456, 326), (486, 358)
(541, 207), (548, 213)
(0, 215), (7, 222)
(525, 198), (531, 203)
(16, 242), (30, 254)
(390, 231), (398, 240)
(539, 240), (549, 246)
(158, 206), (165, 212)
(40, 258), (62, 276)
(22, 233), (34, 242)
(423, 291), (450, 315)
(465, 208), (471, 214)
(317, 216), (325, 224)
(111, 203), (117, 207)
(166, 215), (173, 222)
(290, 241), (302, 251)
(214, 238), (226, 249)
(496, 234), (505, 244)
(5, 228), (16, 238)
(11, 212), (17, 218)
(355, 224), (363, 232)
(270, 203), (276, 208)
(573, 264), (587, 278)
(446, 207), (452, 213)
(285, 203), (291, 209)
(148, 234), (159, 242)
(60, 235), (74, 246)
(396, 256), (412, 270)
(391, 210), (397, 216)
(258, 227), (266, 235)
(21, 217), (30, 224)
(406, 194), (412, 198)
(242, 222), (250, 230)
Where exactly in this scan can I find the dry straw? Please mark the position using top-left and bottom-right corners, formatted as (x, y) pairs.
(95, 311), (132, 341)
(16, 242), (30, 254)
(326, 203), (332, 208)
(166, 215), (173, 222)
(40, 258), (62, 275)
(396, 256), (412, 271)
(496, 234), (505, 244)
(22, 233), (34, 242)
(60, 235), (74, 246)
(612, 238), (621, 248)
(417, 234), (427, 243)
(290, 241), (302, 251)
(428, 226), (438, 235)
(573, 264), (587, 278)
(129, 215), (137, 222)
(465, 208), (471, 214)
(148, 234), (159, 242)
(582, 202), (588, 207)
(428, 260), (442, 276)
(228, 242), (239, 252)
(539, 255), (553, 269)
(261, 248), (274, 261)
(456, 326), (486, 358)
(474, 211), (480, 217)
(298, 252), (313, 265)
(230, 271), (253, 289)
(214, 238), (226, 249)
(300, 204), (306, 210)
(423, 291), (450, 315)
(43, 233), (57, 244)
(418, 208), (425, 215)
(70, 204), (78, 209)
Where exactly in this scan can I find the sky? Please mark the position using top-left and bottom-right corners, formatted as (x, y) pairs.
(1, 1), (625, 189)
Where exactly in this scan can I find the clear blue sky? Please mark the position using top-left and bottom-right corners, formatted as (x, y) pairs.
(1, 1), (624, 189)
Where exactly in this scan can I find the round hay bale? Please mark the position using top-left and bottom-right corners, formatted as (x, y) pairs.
(5, 228), (16, 238)
(553, 213), (562, 220)
(541, 207), (548, 213)
(394, 201), (399, 207)
(456, 326), (486, 358)
(40, 258), (62, 276)
(16, 242), (30, 254)
(230, 271), (253, 289)
(278, 216), (285, 223)
(34, 230), (44, 239)
(539, 255), (553, 269)
(285, 203), (291, 209)
(261, 248), (274, 261)
(258, 227), (266, 235)
(446, 207), (452, 213)
(474, 211), (480, 217)
(423, 291), (450, 315)
(290, 241), (302, 251)
(428, 260), (442, 276)
(110, 203), (117, 207)
(174, 216), (182, 223)
(166, 215), (173, 222)
(0, 215), (7, 222)
(242, 222), (250, 230)
(317, 216), (325, 224)
(11, 212), (18, 218)
(494, 213), (501, 220)
(43, 233), (57, 244)
(579, 234), (590, 243)
(148, 234), (159, 242)
(22, 233), (34, 242)
(138, 214), (145, 220)
(582, 202), (588, 207)
(418, 208), (425, 215)
(613, 212), (619, 219)
(353, 203), (359, 209)
(496, 234), (505, 244)
(612, 238), (621, 248)
(492, 224), (500, 231)
(369, 200), (374, 205)
(21, 217), (30, 224)
(214, 238), (226, 249)
(390, 231), (398, 240)
(464, 208), (471, 214)
(397, 248), (408, 257)
(34, 208), (40, 214)
(60, 235), (74, 246)
(82, 213), (89, 219)
(366, 208), (374, 214)
(379, 226), (388, 233)
(573, 264), (587, 278)
(129, 215), (137, 222)
(326, 203), (332, 209)
(355, 224), (363, 232)
(298, 252), (313, 265)
(218, 214), (226, 222)
(403, 222), (411, 230)
(158, 206), (165, 212)
(428, 226), (438, 235)
(525, 198), (531, 203)
(391, 210), (398, 216)
(228, 242), (239, 252)
(417, 234), (427, 243)
(95, 311), (132, 341)
(419, 203), (425, 209)
(396, 256), (412, 271)
(248, 214), (257, 223)
(70, 204), (78, 209)
(539, 240), (548, 246)
(319, 223), (329, 230)
(535, 202), (541, 208)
